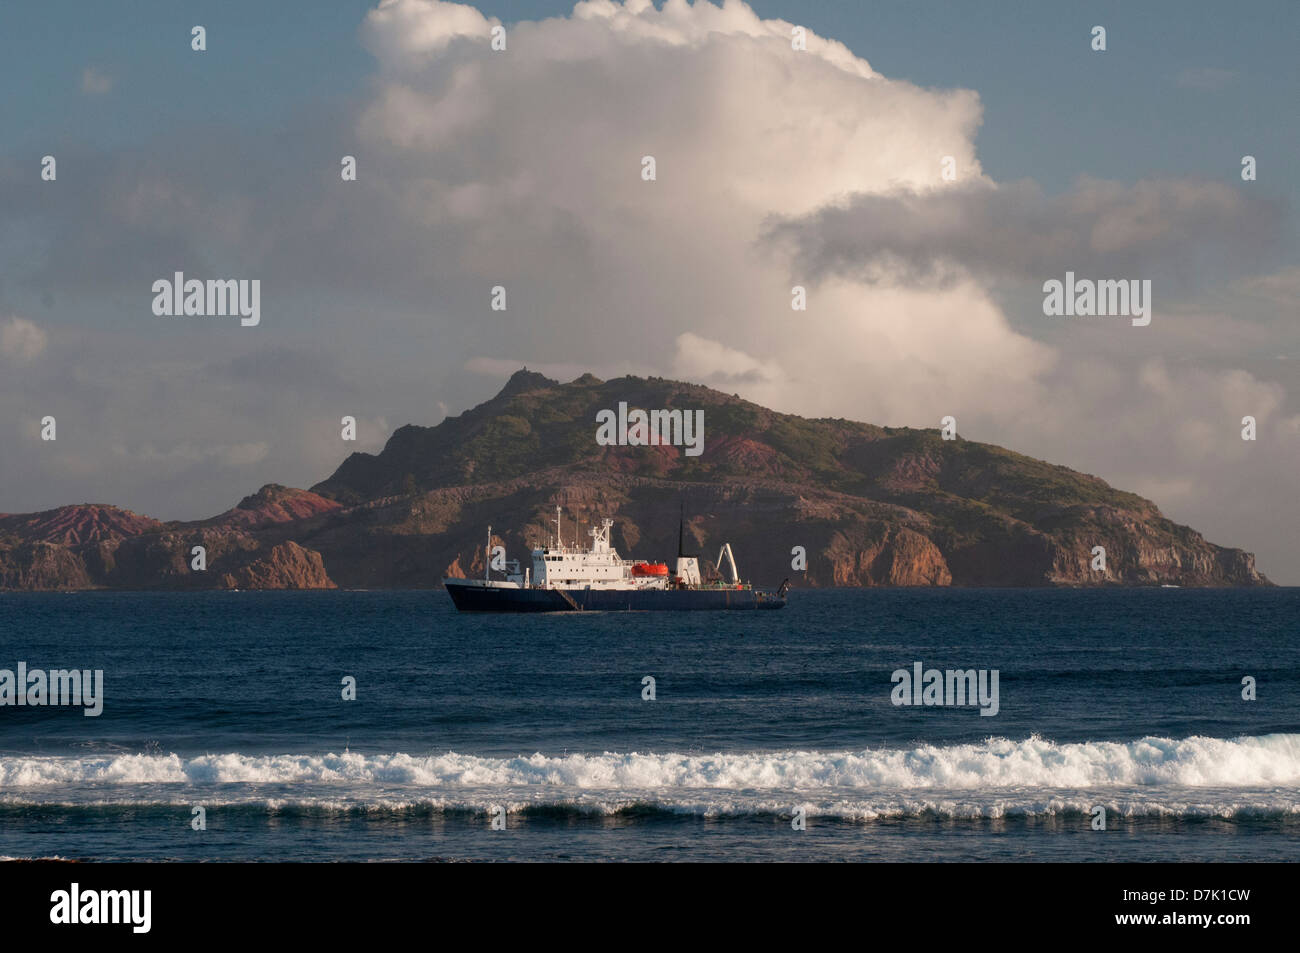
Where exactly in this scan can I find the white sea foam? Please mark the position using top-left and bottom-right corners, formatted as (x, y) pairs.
(2, 735), (1299, 820)
(3, 733), (1298, 789)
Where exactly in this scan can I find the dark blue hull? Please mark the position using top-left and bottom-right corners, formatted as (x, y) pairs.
(445, 582), (786, 612)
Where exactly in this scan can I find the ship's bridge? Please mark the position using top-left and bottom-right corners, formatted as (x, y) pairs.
(530, 515), (663, 591)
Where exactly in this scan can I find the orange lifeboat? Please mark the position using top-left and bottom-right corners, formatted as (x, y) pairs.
(630, 561), (670, 577)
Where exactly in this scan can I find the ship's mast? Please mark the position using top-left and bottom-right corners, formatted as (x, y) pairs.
(485, 525), (491, 581)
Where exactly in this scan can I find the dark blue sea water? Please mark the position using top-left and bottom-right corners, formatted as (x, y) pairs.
(1, 588), (1297, 861)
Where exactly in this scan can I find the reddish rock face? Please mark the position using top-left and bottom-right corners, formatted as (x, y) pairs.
(0, 541), (95, 590)
(217, 541), (336, 589)
(210, 485), (343, 530)
(701, 436), (781, 471)
(0, 505), (162, 545)
(0, 371), (1271, 590)
(826, 525), (953, 586)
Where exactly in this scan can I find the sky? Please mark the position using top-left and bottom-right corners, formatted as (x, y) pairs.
(0, 0), (1296, 581)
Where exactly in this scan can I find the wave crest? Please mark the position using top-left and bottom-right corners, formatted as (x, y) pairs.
(3, 733), (1299, 790)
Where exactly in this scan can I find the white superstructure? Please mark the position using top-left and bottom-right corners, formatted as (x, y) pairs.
(518, 508), (668, 591)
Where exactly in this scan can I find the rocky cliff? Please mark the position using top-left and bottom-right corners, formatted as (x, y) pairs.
(0, 371), (1270, 589)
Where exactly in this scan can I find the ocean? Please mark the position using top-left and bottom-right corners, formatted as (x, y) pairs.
(0, 588), (1296, 862)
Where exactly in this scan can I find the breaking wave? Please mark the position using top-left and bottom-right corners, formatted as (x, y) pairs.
(2, 734), (1298, 820)
(6, 733), (1300, 788)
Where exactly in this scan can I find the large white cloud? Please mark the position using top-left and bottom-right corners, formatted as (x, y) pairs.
(355, 0), (1022, 415)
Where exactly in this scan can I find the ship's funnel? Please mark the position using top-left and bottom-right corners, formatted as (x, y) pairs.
(675, 503), (700, 585)
(677, 502), (695, 557)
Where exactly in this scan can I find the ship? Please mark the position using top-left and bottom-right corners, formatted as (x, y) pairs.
(443, 507), (788, 612)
